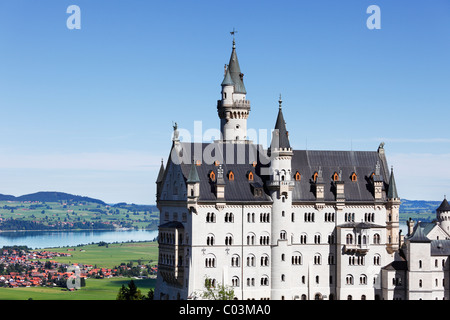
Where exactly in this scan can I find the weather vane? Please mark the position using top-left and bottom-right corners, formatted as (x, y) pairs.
(230, 28), (238, 47)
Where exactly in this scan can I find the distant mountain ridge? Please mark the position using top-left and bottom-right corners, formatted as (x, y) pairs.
(400, 199), (441, 214)
(0, 191), (442, 214)
(0, 191), (106, 205)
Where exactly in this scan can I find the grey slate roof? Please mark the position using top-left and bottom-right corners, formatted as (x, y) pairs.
(271, 106), (291, 150)
(408, 222), (432, 243)
(186, 162), (200, 183)
(382, 259), (407, 271)
(291, 150), (390, 202)
(387, 167), (399, 199)
(167, 141), (392, 204)
(227, 44), (246, 94)
(437, 198), (450, 212)
(431, 240), (450, 256)
(174, 142), (271, 203)
(221, 68), (234, 87)
(156, 161), (165, 183)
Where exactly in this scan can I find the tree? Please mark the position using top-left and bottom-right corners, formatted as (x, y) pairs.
(116, 280), (144, 300)
(201, 278), (235, 300)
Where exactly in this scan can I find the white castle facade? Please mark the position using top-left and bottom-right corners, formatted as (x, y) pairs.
(154, 39), (450, 300)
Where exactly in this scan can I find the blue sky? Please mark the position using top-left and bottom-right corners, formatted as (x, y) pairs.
(0, 0), (449, 204)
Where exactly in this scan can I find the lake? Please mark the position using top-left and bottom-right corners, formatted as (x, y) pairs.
(0, 229), (159, 249)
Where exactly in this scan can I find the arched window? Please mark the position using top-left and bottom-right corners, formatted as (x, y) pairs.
(373, 233), (380, 244)
(314, 253), (322, 265)
(314, 234), (321, 244)
(206, 212), (216, 223)
(292, 252), (302, 265)
(225, 234), (233, 246)
(260, 254), (269, 267)
(260, 275), (269, 286)
(360, 274), (367, 285)
(346, 275), (354, 285)
(300, 233), (307, 244)
(231, 276), (239, 287)
(228, 171), (234, 181)
(346, 234), (353, 244)
(231, 254), (240, 267)
(246, 254), (256, 267)
(206, 234), (215, 246)
(373, 254), (381, 265)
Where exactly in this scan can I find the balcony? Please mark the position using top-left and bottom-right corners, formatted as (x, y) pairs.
(343, 244), (369, 254)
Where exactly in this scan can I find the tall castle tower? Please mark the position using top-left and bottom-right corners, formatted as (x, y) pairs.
(217, 36), (251, 142)
(268, 96), (295, 300)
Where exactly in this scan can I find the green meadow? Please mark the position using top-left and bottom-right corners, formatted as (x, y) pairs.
(41, 241), (159, 268)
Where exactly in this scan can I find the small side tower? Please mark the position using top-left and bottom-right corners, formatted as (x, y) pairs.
(437, 196), (450, 236)
(268, 95), (295, 300)
(186, 161), (200, 214)
(386, 166), (400, 253)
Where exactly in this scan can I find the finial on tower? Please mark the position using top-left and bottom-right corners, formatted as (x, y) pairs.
(278, 94), (282, 110)
(230, 28), (238, 48)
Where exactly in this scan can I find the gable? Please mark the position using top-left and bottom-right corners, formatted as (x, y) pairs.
(426, 223), (450, 240)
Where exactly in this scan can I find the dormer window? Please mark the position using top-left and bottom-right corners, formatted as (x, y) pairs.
(351, 172), (357, 182)
(214, 160), (220, 166)
(195, 160), (201, 166)
(313, 172), (318, 182)
(295, 172), (301, 181)
(209, 171), (216, 182)
(333, 172), (339, 182)
(248, 171), (254, 181)
(228, 171), (234, 181)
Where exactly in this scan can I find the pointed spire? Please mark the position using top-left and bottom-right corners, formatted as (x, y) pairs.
(272, 95), (291, 149)
(156, 159), (165, 183)
(387, 166), (399, 199)
(187, 161), (200, 183)
(227, 33), (246, 94)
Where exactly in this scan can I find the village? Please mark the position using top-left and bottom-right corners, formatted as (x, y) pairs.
(0, 246), (157, 289)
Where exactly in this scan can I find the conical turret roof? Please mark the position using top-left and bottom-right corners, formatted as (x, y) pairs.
(187, 162), (200, 183)
(227, 41), (246, 94)
(271, 96), (291, 150)
(437, 197), (450, 212)
(387, 167), (399, 199)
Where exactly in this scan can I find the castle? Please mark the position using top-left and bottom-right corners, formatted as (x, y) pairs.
(153, 37), (449, 300)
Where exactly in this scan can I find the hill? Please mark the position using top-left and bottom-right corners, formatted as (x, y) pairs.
(0, 191), (106, 205)
(0, 191), (159, 231)
(399, 199), (441, 214)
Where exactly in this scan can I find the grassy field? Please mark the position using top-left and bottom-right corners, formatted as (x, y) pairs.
(0, 277), (156, 300)
(41, 241), (159, 268)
